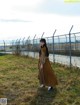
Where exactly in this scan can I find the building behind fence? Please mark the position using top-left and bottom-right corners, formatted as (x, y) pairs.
(0, 26), (80, 68)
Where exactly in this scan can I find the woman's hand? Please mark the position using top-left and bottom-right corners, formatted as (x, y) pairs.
(40, 64), (43, 69)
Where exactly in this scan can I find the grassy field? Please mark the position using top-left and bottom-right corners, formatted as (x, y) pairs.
(0, 54), (80, 105)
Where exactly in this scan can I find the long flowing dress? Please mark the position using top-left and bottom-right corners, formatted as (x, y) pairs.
(38, 46), (58, 87)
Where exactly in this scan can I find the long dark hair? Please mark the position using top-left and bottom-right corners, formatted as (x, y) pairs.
(39, 38), (49, 57)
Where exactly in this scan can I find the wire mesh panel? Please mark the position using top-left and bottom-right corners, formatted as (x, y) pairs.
(0, 40), (12, 53)
(0, 31), (80, 68)
(71, 33), (80, 67)
(0, 40), (5, 51)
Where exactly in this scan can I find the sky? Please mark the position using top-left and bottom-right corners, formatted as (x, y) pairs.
(0, 0), (80, 41)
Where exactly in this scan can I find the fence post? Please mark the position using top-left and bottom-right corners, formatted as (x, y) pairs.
(69, 25), (73, 68)
(3, 40), (6, 52)
(47, 37), (49, 47)
(65, 35), (67, 49)
(41, 32), (45, 38)
(53, 29), (56, 63)
(22, 37), (25, 46)
(58, 35), (60, 53)
(22, 37), (25, 52)
(33, 34), (36, 58)
(65, 34), (67, 45)
(27, 36), (30, 56)
(12, 40), (14, 54)
(17, 39), (20, 55)
(74, 34), (76, 50)
(19, 38), (21, 54)
(15, 39), (18, 55)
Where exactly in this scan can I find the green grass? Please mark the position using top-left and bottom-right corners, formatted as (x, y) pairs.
(0, 55), (80, 105)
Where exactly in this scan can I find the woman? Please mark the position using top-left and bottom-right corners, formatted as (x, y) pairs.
(38, 38), (58, 91)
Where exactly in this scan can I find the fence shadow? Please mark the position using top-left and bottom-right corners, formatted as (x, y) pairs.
(30, 87), (57, 105)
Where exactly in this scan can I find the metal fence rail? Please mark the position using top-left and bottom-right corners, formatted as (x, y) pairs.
(0, 26), (80, 68)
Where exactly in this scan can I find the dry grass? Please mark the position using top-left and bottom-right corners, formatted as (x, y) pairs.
(0, 54), (80, 105)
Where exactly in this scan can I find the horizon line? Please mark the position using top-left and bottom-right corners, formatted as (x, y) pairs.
(0, 19), (32, 23)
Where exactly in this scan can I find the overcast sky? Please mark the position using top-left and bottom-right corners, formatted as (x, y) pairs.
(0, 0), (80, 41)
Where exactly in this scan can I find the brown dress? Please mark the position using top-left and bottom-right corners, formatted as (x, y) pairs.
(38, 46), (58, 87)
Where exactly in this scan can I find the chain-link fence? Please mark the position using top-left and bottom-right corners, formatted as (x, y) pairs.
(0, 40), (12, 53)
(0, 26), (80, 68)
